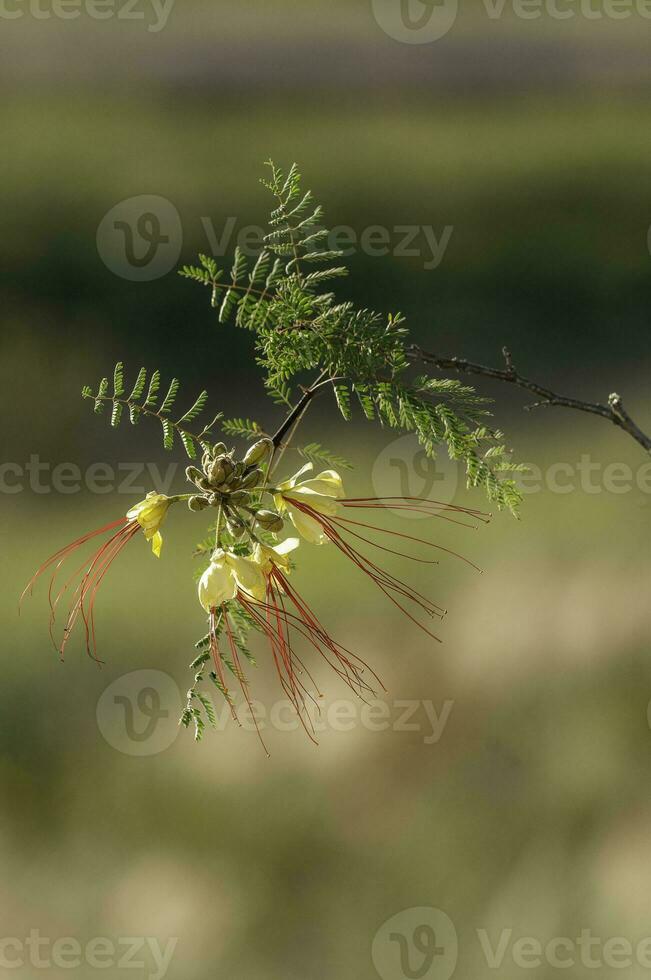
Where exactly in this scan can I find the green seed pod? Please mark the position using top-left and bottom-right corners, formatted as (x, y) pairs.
(218, 457), (235, 481)
(243, 439), (272, 467)
(208, 460), (225, 485)
(228, 489), (250, 505)
(226, 521), (246, 540)
(255, 509), (284, 533)
(188, 495), (210, 512)
(240, 467), (263, 490)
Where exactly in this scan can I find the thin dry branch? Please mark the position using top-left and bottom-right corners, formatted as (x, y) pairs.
(408, 345), (651, 454)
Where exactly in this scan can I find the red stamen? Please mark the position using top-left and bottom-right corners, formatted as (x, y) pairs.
(22, 516), (140, 662)
(289, 498), (450, 641)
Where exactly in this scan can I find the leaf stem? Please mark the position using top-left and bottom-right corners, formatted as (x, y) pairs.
(268, 370), (329, 477)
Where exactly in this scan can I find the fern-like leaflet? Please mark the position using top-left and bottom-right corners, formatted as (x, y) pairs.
(83, 363), (221, 459)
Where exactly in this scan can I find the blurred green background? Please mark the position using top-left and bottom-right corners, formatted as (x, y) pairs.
(2, 2), (651, 978)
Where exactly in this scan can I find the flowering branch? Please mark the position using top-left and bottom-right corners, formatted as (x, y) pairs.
(408, 345), (651, 454)
(26, 161), (529, 749)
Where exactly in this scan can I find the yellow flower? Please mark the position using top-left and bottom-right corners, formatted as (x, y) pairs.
(198, 550), (267, 611)
(254, 537), (300, 575)
(126, 492), (174, 558)
(274, 463), (344, 545)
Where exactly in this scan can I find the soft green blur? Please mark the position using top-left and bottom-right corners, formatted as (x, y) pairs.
(2, 3), (651, 979)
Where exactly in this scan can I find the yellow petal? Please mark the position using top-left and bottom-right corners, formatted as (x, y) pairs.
(286, 486), (340, 516)
(254, 537), (301, 574)
(127, 493), (173, 544)
(312, 470), (344, 494)
(287, 503), (329, 545)
(198, 561), (237, 612)
(226, 554), (267, 602)
(276, 462), (314, 492)
(273, 537), (300, 559)
(151, 531), (163, 558)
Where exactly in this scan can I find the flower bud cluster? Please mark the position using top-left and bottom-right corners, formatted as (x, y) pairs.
(185, 439), (284, 534)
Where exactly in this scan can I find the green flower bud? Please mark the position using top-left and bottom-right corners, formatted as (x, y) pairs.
(228, 489), (250, 505)
(219, 458), (235, 482)
(188, 495), (210, 512)
(194, 475), (213, 493)
(212, 442), (227, 457)
(208, 460), (225, 485)
(240, 467), (263, 489)
(243, 439), (272, 466)
(226, 520), (246, 540)
(255, 509), (284, 532)
(185, 465), (204, 485)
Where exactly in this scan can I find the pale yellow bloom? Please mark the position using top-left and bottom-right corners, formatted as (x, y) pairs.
(198, 549), (267, 611)
(198, 558), (237, 611)
(274, 464), (344, 545)
(254, 537), (300, 575)
(126, 492), (174, 558)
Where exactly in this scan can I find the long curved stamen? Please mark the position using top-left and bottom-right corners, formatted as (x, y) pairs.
(332, 515), (482, 571)
(341, 496), (490, 521)
(80, 524), (140, 661)
(236, 565), (383, 744)
(20, 518), (129, 609)
(341, 499), (487, 530)
(241, 571), (382, 697)
(288, 498), (449, 640)
(62, 523), (138, 661)
(23, 516), (143, 662)
(236, 593), (318, 738)
(272, 569), (383, 694)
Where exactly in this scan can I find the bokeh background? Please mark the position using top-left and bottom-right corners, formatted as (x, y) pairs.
(2, 2), (651, 978)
